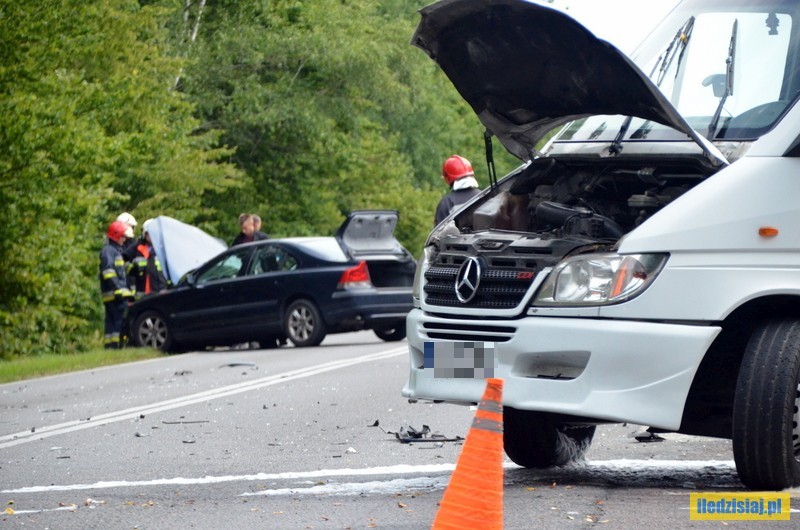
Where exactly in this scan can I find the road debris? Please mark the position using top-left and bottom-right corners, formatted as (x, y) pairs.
(369, 420), (463, 444)
(219, 362), (257, 369)
(633, 428), (666, 443)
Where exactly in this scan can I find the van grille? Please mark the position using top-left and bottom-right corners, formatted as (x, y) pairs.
(422, 234), (587, 310)
(422, 321), (516, 342)
(423, 264), (535, 309)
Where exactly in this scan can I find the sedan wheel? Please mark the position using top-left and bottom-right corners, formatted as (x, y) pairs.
(133, 311), (173, 352)
(284, 299), (326, 347)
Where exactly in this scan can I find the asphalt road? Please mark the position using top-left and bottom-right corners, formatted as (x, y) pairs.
(1, 331), (797, 529)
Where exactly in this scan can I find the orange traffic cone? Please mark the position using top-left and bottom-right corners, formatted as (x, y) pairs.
(432, 378), (504, 530)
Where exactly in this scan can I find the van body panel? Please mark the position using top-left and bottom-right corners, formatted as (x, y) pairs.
(408, 0), (800, 488)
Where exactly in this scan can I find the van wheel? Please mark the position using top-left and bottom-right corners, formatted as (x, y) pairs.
(132, 311), (173, 353)
(504, 408), (595, 468)
(733, 319), (800, 490)
(284, 299), (326, 347)
(374, 325), (406, 342)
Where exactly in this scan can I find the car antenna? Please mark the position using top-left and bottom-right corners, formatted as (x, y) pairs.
(484, 128), (498, 189)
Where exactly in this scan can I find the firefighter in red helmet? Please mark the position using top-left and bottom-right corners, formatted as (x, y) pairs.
(434, 154), (481, 226)
(99, 221), (134, 349)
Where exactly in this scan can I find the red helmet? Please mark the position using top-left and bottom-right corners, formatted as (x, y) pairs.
(107, 220), (128, 241)
(442, 155), (474, 186)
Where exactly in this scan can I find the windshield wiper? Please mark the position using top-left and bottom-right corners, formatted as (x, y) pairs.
(652, 17), (695, 87)
(707, 19), (737, 139)
(610, 18), (695, 155)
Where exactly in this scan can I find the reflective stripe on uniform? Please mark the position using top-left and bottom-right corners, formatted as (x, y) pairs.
(102, 268), (117, 280)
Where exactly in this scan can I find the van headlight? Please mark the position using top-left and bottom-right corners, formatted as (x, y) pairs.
(533, 253), (668, 306)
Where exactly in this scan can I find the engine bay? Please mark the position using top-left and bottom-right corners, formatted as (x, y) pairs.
(452, 157), (717, 243)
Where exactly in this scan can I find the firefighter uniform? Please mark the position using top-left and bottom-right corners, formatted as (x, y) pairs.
(99, 230), (133, 349)
(129, 242), (169, 298)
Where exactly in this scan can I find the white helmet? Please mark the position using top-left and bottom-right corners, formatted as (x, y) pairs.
(116, 212), (137, 227)
(142, 218), (154, 236)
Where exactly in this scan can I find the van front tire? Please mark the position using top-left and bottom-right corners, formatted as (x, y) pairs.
(733, 318), (800, 490)
(503, 408), (595, 468)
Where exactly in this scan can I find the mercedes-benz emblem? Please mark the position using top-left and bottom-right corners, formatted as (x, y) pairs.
(455, 257), (481, 303)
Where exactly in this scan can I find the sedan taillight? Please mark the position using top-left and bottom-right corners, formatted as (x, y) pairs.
(338, 261), (372, 289)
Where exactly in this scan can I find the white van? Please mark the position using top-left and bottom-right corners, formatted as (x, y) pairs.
(403, 0), (800, 490)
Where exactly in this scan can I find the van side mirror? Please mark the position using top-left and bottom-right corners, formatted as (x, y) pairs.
(702, 74), (726, 98)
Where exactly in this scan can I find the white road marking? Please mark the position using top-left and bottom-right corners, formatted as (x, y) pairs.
(0, 347), (405, 450)
(2, 460), (742, 494)
(3, 463), (458, 493)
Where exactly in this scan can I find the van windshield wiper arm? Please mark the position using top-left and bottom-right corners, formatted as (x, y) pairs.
(611, 17), (694, 155)
(707, 19), (737, 139)
(652, 17), (695, 87)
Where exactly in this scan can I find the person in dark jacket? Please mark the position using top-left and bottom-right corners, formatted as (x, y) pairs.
(231, 213), (269, 246)
(252, 214), (270, 240)
(128, 219), (170, 299)
(100, 221), (134, 349)
(434, 154), (481, 226)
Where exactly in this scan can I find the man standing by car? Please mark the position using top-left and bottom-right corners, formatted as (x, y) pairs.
(434, 154), (481, 226)
(232, 213), (269, 246)
(100, 221), (134, 349)
(252, 214), (270, 240)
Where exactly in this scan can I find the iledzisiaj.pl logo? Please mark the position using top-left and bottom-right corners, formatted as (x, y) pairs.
(690, 492), (790, 520)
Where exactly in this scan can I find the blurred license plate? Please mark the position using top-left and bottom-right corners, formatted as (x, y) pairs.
(423, 341), (496, 379)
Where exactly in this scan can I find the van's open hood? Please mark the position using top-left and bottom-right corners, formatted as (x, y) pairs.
(412, 0), (727, 166)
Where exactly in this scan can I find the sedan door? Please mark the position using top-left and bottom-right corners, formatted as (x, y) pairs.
(233, 243), (301, 336)
(170, 246), (256, 340)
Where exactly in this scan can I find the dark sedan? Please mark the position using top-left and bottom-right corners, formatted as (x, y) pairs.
(124, 211), (416, 352)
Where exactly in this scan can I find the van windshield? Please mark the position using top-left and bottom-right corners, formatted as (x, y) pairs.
(559, 0), (799, 142)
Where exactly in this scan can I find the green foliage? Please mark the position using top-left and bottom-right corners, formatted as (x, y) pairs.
(181, 0), (513, 251)
(0, 0), (241, 358)
(0, 347), (164, 384)
(1, 0), (525, 358)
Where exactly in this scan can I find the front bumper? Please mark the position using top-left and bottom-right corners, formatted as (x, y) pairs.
(403, 309), (721, 430)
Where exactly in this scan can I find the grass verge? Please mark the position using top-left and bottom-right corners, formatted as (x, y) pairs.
(0, 348), (166, 385)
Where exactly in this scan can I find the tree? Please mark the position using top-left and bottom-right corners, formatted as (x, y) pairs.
(179, 0), (512, 252)
(0, 0), (241, 357)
